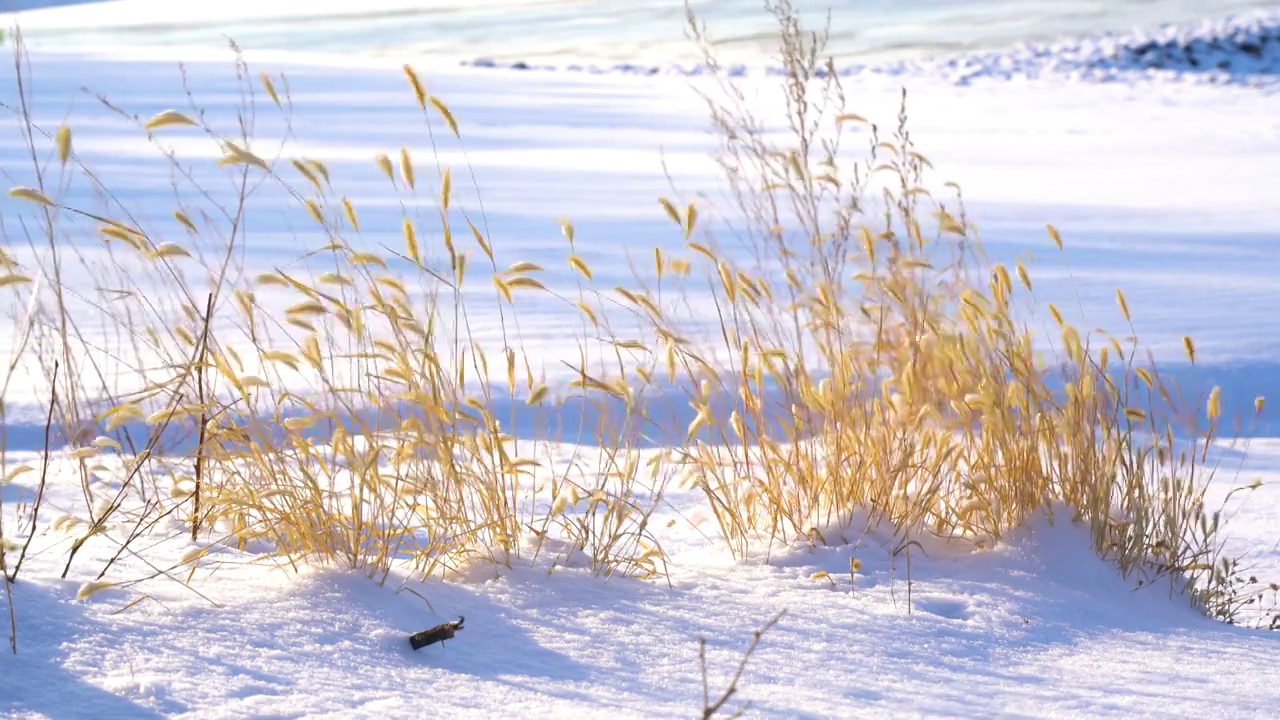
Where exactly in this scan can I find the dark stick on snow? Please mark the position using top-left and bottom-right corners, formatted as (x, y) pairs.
(409, 616), (465, 650)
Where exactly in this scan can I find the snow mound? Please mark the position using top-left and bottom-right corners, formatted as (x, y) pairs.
(927, 10), (1280, 85)
(1085, 13), (1280, 75)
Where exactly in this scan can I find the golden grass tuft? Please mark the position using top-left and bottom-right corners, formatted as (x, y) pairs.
(0, 4), (1273, 629)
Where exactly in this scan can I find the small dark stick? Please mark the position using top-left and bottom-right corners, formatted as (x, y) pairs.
(409, 616), (465, 651)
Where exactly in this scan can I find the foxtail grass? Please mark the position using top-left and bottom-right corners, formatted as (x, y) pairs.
(0, 4), (1273, 630)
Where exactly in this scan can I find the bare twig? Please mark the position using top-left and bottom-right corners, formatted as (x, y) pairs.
(2, 555), (15, 654)
(700, 609), (786, 719)
(9, 360), (58, 583)
(192, 292), (214, 541)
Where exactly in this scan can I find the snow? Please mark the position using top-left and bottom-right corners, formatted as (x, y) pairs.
(1, 11), (1279, 720)
(3, 453), (1278, 717)
(460, 9), (1280, 87)
(6, 0), (1280, 77)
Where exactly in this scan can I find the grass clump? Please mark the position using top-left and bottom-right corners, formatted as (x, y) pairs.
(657, 1), (1271, 620)
(0, 33), (672, 588)
(0, 3), (1273, 632)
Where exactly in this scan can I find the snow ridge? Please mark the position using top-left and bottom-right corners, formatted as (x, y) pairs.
(463, 10), (1280, 87)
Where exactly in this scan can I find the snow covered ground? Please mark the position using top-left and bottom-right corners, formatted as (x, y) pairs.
(1, 10), (1279, 720)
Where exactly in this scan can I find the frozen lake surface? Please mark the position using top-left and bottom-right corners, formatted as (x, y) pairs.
(5, 0), (1280, 66)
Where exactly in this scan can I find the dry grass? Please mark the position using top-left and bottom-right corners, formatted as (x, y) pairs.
(0, 3), (1273, 632)
(0, 32), (672, 589)
(664, 1), (1271, 621)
